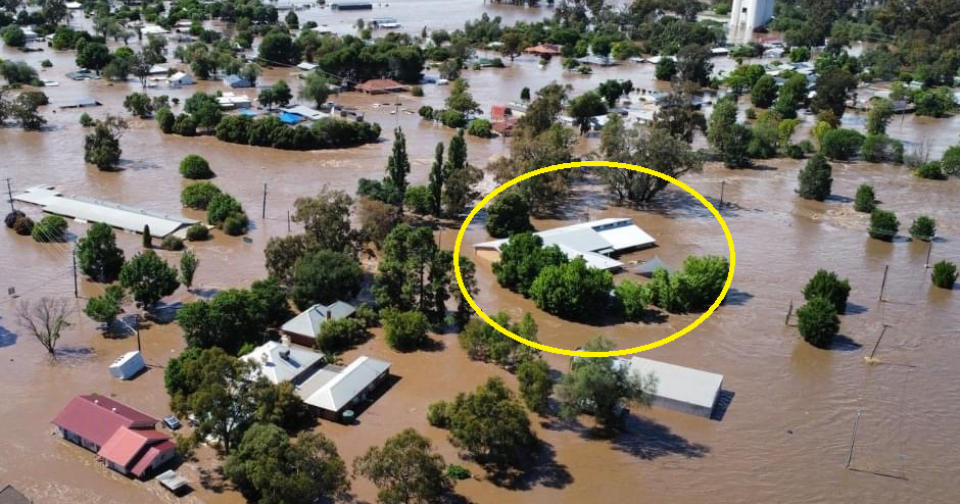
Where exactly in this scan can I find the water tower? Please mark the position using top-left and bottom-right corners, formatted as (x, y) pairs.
(728, 0), (775, 44)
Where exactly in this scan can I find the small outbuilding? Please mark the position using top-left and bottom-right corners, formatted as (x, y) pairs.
(620, 357), (724, 418)
(524, 43), (562, 57)
(167, 71), (194, 87)
(223, 74), (253, 89)
(355, 79), (408, 94)
(157, 470), (189, 495)
(109, 351), (146, 380)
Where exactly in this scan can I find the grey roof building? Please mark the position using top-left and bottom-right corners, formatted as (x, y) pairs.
(620, 357), (724, 419)
(281, 302), (356, 346)
(0, 486), (31, 504)
(223, 74), (252, 88)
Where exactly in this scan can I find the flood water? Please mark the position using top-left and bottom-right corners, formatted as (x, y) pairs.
(3, 2), (960, 503)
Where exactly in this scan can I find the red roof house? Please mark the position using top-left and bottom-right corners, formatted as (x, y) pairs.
(51, 395), (175, 479)
(490, 105), (511, 121)
(523, 44), (562, 57)
(355, 79), (408, 94)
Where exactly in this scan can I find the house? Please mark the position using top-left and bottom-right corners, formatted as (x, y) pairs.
(524, 43), (562, 57)
(576, 55), (619, 66)
(491, 117), (518, 136)
(619, 357), (724, 418)
(147, 64), (169, 75)
(281, 301), (356, 347)
(278, 105), (328, 122)
(51, 395), (176, 479)
(140, 25), (169, 36)
(297, 62), (319, 71)
(21, 28), (39, 43)
(217, 92), (252, 109)
(355, 79), (408, 94)
(242, 341), (392, 422)
(108, 351), (146, 380)
(0, 485), (31, 504)
(331, 1), (373, 10)
(371, 17), (401, 29)
(300, 356), (392, 421)
(475, 218), (656, 271)
(167, 71), (194, 87)
(223, 74), (253, 89)
(58, 98), (102, 109)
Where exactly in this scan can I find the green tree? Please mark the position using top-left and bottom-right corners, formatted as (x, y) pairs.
(290, 250), (364, 309)
(441, 377), (537, 470)
(386, 128), (411, 212)
(207, 193), (244, 226)
(853, 184), (876, 213)
(517, 358), (553, 414)
(292, 188), (356, 254)
(796, 154), (833, 201)
(83, 285), (124, 335)
(614, 279), (649, 321)
(177, 281), (290, 354)
(567, 91), (608, 134)
(909, 215), (936, 242)
(597, 79), (624, 108)
(83, 116), (127, 171)
(654, 57), (677, 81)
(931, 261), (958, 289)
(225, 423), (350, 502)
(941, 145), (960, 176)
(442, 130), (482, 215)
(445, 78), (480, 113)
(179, 154), (215, 179)
(300, 72), (330, 108)
(352, 429), (450, 504)
(123, 92), (153, 117)
(915, 161), (947, 180)
(819, 129), (864, 160)
(181, 182), (222, 209)
(76, 41), (111, 74)
(556, 336), (654, 430)
(458, 311), (539, 367)
(427, 142), (445, 216)
(179, 250), (199, 291)
(485, 192), (533, 238)
(119, 251), (179, 310)
(811, 68), (857, 119)
(802, 270), (851, 313)
(708, 98), (752, 168)
(492, 232), (568, 296)
(868, 209), (899, 241)
(142, 225), (152, 249)
(257, 30), (296, 65)
(774, 73), (809, 118)
(865, 98), (894, 135)
(382, 309), (430, 352)
(404, 185), (433, 215)
(796, 296), (839, 348)
(1, 25), (26, 47)
(76, 222), (125, 282)
(751, 75), (778, 109)
(530, 258), (613, 322)
(315, 318), (367, 354)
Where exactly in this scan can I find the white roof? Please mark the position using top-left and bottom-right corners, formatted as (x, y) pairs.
(148, 65), (169, 75)
(280, 105), (328, 120)
(623, 357), (723, 410)
(141, 25), (169, 35)
(65, 2), (82, 8)
(297, 62), (319, 71)
(14, 186), (196, 237)
(241, 341), (325, 384)
(474, 218), (656, 270)
(281, 302), (356, 339)
(217, 93), (252, 106)
(302, 356), (391, 412)
(168, 71), (192, 82)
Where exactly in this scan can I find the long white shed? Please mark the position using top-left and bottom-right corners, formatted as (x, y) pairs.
(621, 357), (724, 418)
(109, 351), (146, 380)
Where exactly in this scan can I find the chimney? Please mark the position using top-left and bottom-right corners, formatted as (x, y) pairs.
(326, 309), (332, 321)
(281, 335), (291, 347)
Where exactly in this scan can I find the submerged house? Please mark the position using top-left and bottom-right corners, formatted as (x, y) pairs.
(242, 341), (391, 422)
(281, 301), (356, 347)
(474, 218), (656, 271)
(524, 43), (562, 57)
(51, 395), (175, 479)
(223, 74), (253, 89)
(355, 79), (408, 94)
(619, 357), (724, 418)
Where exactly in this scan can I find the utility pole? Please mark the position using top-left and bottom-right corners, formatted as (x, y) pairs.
(878, 264), (889, 301)
(868, 324), (891, 360)
(262, 183), (267, 219)
(135, 314), (141, 353)
(845, 408), (862, 468)
(4, 177), (13, 213)
(287, 210), (291, 233)
(72, 244), (79, 298)
(719, 180), (725, 207)
(924, 241), (933, 269)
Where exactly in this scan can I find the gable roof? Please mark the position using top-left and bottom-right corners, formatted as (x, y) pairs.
(97, 426), (170, 470)
(51, 395), (157, 446)
(241, 341), (325, 384)
(0, 486), (31, 504)
(623, 357), (723, 410)
(302, 356), (390, 412)
(356, 79), (407, 92)
(130, 440), (176, 477)
(281, 302), (356, 339)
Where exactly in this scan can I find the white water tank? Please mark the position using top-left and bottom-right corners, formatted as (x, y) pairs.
(108, 351), (146, 380)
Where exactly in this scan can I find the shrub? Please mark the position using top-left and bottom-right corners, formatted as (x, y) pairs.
(785, 144), (804, 159)
(427, 400), (451, 428)
(32, 215), (68, 243)
(207, 193), (244, 226)
(79, 113), (94, 127)
(485, 192), (532, 239)
(13, 215), (34, 235)
(915, 161), (947, 180)
(440, 109), (467, 128)
(796, 154), (833, 201)
(529, 258), (614, 322)
(41, 59), (53, 68)
(796, 296), (840, 348)
(404, 185), (433, 215)
(418, 105), (434, 119)
(861, 134), (904, 164)
(941, 145), (960, 176)
(446, 465), (471, 480)
(853, 184), (876, 213)
(185, 223), (210, 241)
(614, 279), (649, 321)
(4, 210), (25, 229)
(155, 107), (175, 133)
(315, 318), (367, 354)
(382, 309), (430, 352)
(222, 213), (249, 236)
(180, 182), (222, 210)
(467, 119), (492, 138)
(868, 209), (899, 241)
(802, 270), (851, 313)
(161, 235), (185, 251)
(908, 215), (936, 241)
(931, 261), (958, 289)
(411, 85), (424, 97)
(179, 154), (215, 179)
(819, 128), (864, 160)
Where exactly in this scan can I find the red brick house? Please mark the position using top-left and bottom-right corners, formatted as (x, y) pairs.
(51, 395), (176, 479)
(355, 79), (408, 94)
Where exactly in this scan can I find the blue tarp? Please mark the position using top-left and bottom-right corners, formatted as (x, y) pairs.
(279, 112), (304, 124)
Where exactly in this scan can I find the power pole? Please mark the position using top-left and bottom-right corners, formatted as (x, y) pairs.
(924, 241), (933, 269)
(135, 314), (141, 353)
(72, 244), (79, 298)
(878, 265), (889, 301)
(287, 210), (291, 233)
(4, 177), (13, 213)
(719, 180), (725, 207)
(262, 183), (267, 219)
(845, 408), (862, 468)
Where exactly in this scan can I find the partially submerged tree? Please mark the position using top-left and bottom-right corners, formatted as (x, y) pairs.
(76, 222), (125, 283)
(802, 270), (851, 313)
(517, 358), (553, 414)
(931, 261), (958, 290)
(485, 191), (533, 239)
(119, 251), (180, 310)
(84, 285), (125, 335)
(353, 428), (450, 504)
(796, 154), (833, 201)
(16, 297), (72, 355)
(868, 209), (899, 241)
(796, 296), (840, 348)
(179, 250), (199, 291)
(83, 115), (128, 171)
(853, 184), (876, 213)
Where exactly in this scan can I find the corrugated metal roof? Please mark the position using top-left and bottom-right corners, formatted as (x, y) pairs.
(281, 302), (356, 339)
(303, 356), (390, 412)
(15, 186), (197, 237)
(51, 395), (157, 446)
(242, 341), (325, 384)
(623, 357), (723, 410)
(98, 426), (169, 469)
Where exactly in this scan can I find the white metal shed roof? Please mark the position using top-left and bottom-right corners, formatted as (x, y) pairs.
(623, 357), (723, 410)
(241, 341), (325, 384)
(302, 356), (390, 412)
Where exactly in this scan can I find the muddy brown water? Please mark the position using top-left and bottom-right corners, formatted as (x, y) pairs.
(3, 5), (960, 503)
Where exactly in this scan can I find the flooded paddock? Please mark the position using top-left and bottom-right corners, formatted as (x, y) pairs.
(3, 3), (960, 503)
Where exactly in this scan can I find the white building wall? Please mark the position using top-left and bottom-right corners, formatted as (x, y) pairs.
(728, 0), (776, 44)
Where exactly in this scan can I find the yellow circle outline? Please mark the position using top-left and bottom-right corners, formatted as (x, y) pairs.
(452, 161), (736, 358)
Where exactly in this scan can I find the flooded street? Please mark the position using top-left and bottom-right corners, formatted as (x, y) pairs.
(3, 1), (960, 502)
